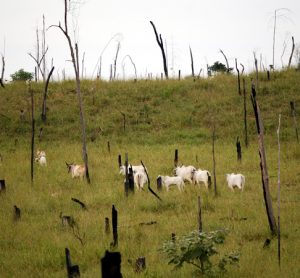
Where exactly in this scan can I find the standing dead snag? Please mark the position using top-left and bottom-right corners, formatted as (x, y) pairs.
(49, 0), (90, 183)
(189, 46), (195, 80)
(212, 126), (217, 196)
(290, 101), (299, 143)
(235, 58), (241, 95)
(41, 66), (55, 122)
(150, 21), (168, 79)
(236, 137), (242, 161)
(277, 114), (281, 267)
(111, 205), (118, 247)
(30, 83), (35, 183)
(219, 49), (230, 74)
(287, 36), (295, 69)
(251, 85), (277, 235)
(0, 54), (5, 88)
(65, 248), (80, 278)
(101, 250), (122, 278)
(243, 78), (248, 147)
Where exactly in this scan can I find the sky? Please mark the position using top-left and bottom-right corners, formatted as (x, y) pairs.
(0, 0), (299, 80)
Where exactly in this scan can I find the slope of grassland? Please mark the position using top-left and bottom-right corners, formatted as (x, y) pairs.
(0, 70), (300, 277)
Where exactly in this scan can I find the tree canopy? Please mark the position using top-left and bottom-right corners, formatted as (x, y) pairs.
(10, 69), (33, 82)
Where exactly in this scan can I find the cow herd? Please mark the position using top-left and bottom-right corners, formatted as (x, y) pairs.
(35, 150), (245, 192)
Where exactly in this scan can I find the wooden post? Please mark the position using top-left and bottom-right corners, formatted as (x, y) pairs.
(14, 205), (21, 221)
(118, 155), (122, 168)
(101, 250), (122, 278)
(212, 126), (217, 196)
(174, 149), (178, 167)
(156, 176), (162, 191)
(189, 46), (195, 80)
(0, 179), (6, 192)
(198, 196), (202, 232)
(277, 114), (281, 267)
(267, 70), (270, 81)
(128, 166), (135, 193)
(107, 141), (111, 155)
(236, 136), (242, 161)
(290, 101), (299, 143)
(243, 78), (248, 147)
(65, 248), (80, 278)
(178, 70), (181, 81)
(105, 217), (110, 235)
(135, 257), (146, 273)
(251, 86), (277, 234)
(112, 205), (118, 247)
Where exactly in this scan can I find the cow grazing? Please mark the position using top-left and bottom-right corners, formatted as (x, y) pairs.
(119, 164), (147, 176)
(226, 173), (245, 191)
(174, 165), (196, 184)
(134, 171), (148, 191)
(35, 150), (47, 166)
(66, 162), (86, 179)
(193, 169), (212, 189)
(157, 175), (185, 192)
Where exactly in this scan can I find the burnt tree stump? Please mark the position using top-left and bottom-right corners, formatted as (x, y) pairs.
(236, 137), (242, 161)
(174, 149), (178, 167)
(0, 179), (6, 192)
(135, 257), (146, 273)
(101, 250), (122, 278)
(105, 217), (110, 235)
(65, 248), (80, 278)
(14, 205), (21, 221)
(111, 205), (118, 247)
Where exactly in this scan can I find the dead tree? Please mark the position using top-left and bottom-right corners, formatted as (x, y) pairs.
(236, 136), (242, 161)
(0, 54), (5, 88)
(49, 0), (90, 183)
(240, 63), (245, 75)
(30, 84), (35, 183)
(253, 52), (259, 90)
(290, 101), (299, 143)
(41, 66), (55, 122)
(150, 21), (168, 79)
(251, 85), (277, 235)
(277, 114), (281, 267)
(189, 46), (195, 80)
(113, 42), (120, 80)
(243, 78), (248, 147)
(219, 49), (230, 74)
(212, 126), (217, 196)
(235, 58), (241, 95)
(287, 36), (295, 69)
(42, 15), (47, 82)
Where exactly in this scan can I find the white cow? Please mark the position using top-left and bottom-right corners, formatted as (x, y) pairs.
(193, 169), (211, 189)
(174, 165), (196, 184)
(66, 162), (86, 179)
(157, 175), (185, 192)
(119, 164), (147, 175)
(134, 171), (148, 191)
(226, 173), (245, 191)
(35, 150), (47, 166)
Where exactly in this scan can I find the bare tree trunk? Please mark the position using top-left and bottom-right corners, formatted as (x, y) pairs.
(30, 83), (35, 183)
(287, 36), (295, 69)
(42, 15), (46, 82)
(272, 10), (277, 70)
(81, 52), (85, 79)
(150, 21), (168, 79)
(243, 78), (248, 147)
(36, 28), (40, 81)
(189, 46), (195, 80)
(253, 52), (259, 90)
(0, 54), (5, 88)
(235, 58), (241, 95)
(251, 85), (277, 234)
(277, 114), (281, 267)
(212, 126), (217, 196)
(220, 49), (230, 74)
(41, 66), (55, 122)
(50, 0), (90, 183)
(113, 42), (120, 80)
(240, 63), (245, 75)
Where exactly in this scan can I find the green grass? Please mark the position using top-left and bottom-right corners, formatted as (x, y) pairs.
(0, 70), (300, 277)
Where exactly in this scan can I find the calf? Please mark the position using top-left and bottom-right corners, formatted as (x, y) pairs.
(157, 175), (185, 192)
(226, 173), (245, 191)
(35, 150), (47, 166)
(66, 162), (86, 179)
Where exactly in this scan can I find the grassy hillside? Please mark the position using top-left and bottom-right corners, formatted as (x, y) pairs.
(0, 70), (300, 277)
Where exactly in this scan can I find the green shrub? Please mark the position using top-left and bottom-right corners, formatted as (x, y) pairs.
(10, 69), (33, 82)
